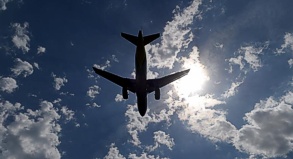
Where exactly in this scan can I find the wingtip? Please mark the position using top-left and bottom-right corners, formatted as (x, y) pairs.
(92, 66), (100, 73)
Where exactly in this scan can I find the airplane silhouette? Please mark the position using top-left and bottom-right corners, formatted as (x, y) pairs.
(93, 30), (190, 116)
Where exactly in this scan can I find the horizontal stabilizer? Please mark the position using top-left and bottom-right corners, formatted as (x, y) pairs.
(143, 33), (160, 45)
(121, 31), (160, 46)
(121, 33), (138, 46)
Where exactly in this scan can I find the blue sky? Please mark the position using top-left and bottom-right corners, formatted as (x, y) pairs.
(1, 0), (293, 159)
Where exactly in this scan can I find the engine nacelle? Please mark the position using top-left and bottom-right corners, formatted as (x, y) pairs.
(155, 88), (160, 100)
(122, 87), (128, 99)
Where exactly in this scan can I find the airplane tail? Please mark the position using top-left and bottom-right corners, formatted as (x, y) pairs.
(121, 32), (160, 46)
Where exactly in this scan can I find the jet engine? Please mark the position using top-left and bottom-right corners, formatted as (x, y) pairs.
(122, 87), (128, 99)
(155, 88), (160, 100)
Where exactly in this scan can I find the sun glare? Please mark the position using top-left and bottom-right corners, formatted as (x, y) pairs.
(174, 63), (209, 100)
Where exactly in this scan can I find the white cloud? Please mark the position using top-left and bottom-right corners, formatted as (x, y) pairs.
(52, 98), (62, 104)
(59, 91), (74, 96)
(11, 22), (30, 53)
(33, 62), (40, 69)
(147, 0), (202, 69)
(288, 59), (293, 68)
(11, 58), (34, 77)
(115, 94), (124, 102)
(180, 108), (236, 142)
(103, 143), (169, 159)
(176, 94), (236, 143)
(234, 92), (293, 158)
(147, 131), (175, 152)
(241, 42), (268, 72)
(60, 106), (74, 121)
(0, 100), (61, 159)
(222, 80), (244, 98)
(0, 77), (18, 93)
(163, 89), (237, 144)
(128, 153), (169, 159)
(214, 43), (224, 49)
(52, 73), (68, 90)
(0, 0), (12, 10)
(86, 102), (101, 108)
(111, 54), (119, 62)
(37, 46), (46, 54)
(227, 42), (268, 73)
(104, 143), (126, 159)
(276, 32), (293, 54)
(125, 105), (166, 146)
(86, 68), (95, 79)
(93, 60), (111, 70)
(147, 69), (159, 79)
(87, 85), (100, 98)
(227, 55), (245, 73)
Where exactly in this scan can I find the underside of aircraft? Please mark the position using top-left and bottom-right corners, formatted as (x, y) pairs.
(93, 30), (190, 116)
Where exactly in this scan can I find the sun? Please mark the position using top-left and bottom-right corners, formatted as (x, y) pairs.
(173, 63), (209, 100)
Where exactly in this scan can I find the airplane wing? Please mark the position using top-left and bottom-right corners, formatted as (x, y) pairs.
(146, 69), (190, 93)
(92, 67), (136, 93)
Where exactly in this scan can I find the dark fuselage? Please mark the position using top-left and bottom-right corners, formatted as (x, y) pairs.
(92, 30), (190, 117)
(135, 31), (148, 116)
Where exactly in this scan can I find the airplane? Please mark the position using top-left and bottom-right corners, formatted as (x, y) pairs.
(93, 30), (190, 116)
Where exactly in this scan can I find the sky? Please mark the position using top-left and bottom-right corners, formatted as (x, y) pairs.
(1, 0), (293, 159)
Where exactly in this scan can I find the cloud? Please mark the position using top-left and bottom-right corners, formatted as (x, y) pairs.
(52, 73), (68, 90)
(241, 42), (269, 72)
(0, 100), (61, 159)
(0, 77), (18, 93)
(227, 56), (245, 73)
(87, 85), (100, 98)
(37, 46), (46, 54)
(52, 98), (62, 104)
(176, 94), (236, 143)
(59, 91), (74, 96)
(11, 22), (30, 53)
(147, 0), (202, 69)
(276, 32), (293, 68)
(128, 153), (169, 159)
(222, 80), (244, 98)
(147, 131), (175, 152)
(86, 102), (101, 108)
(60, 106), (74, 121)
(104, 143), (126, 159)
(111, 54), (119, 62)
(86, 68), (95, 79)
(214, 43), (224, 49)
(33, 62), (40, 70)
(125, 105), (166, 146)
(234, 92), (293, 158)
(104, 143), (169, 159)
(227, 42), (269, 73)
(11, 58), (34, 77)
(93, 60), (110, 70)
(276, 32), (293, 54)
(115, 94), (124, 102)
(0, 0), (13, 10)
(288, 59), (293, 68)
